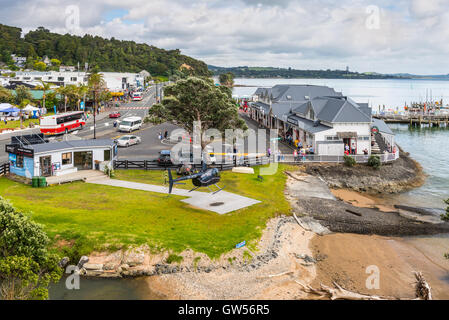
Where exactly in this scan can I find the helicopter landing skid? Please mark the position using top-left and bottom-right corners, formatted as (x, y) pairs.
(211, 184), (225, 195)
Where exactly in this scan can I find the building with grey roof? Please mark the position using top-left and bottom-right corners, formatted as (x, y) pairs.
(7, 138), (117, 179)
(248, 84), (394, 157)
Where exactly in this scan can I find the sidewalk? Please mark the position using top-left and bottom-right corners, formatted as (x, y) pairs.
(86, 176), (260, 214)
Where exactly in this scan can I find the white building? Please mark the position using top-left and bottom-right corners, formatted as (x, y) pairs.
(11, 54), (27, 68)
(249, 84), (394, 156)
(10, 71), (144, 91)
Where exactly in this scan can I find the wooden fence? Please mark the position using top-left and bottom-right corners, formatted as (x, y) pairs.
(0, 163), (10, 176)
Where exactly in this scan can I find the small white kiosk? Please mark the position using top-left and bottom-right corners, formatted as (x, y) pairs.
(7, 139), (117, 178)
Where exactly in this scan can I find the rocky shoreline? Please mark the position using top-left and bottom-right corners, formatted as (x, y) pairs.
(303, 150), (425, 194)
(61, 216), (314, 281)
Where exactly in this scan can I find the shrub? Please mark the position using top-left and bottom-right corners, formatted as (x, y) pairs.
(368, 155), (382, 170)
(441, 199), (449, 222)
(166, 254), (183, 264)
(343, 155), (356, 167)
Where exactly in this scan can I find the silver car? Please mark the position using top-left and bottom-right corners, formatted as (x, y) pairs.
(116, 135), (141, 147)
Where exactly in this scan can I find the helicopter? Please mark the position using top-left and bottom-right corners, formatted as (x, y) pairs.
(167, 161), (224, 194)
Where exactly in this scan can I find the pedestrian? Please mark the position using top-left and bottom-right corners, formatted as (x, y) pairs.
(351, 144), (356, 155)
(3, 118), (6, 125)
(164, 130), (168, 139)
(293, 149), (298, 162)
(158, 131), (162, 140)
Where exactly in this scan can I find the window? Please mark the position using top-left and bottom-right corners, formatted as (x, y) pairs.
(62, 152), (72, 165)
(16, 155), (24, 168)
(104, 149), (111, 161)
(57, 77), (65, 81)
(71, 77), (77, 81)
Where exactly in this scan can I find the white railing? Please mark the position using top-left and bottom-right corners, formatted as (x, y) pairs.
(272, 149), (399, 164)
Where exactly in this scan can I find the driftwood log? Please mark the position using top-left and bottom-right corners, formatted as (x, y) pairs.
(296, 271), (432, 300)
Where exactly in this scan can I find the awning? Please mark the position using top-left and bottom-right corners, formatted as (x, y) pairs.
(337, 132), (358, 139)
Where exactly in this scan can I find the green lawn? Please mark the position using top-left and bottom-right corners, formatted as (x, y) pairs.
(0, 165), (293, 259)
(0, 118), (39, 129)
(0, 112), (55, 129)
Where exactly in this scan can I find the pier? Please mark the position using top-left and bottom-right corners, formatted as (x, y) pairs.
(373, 113), (449, 127)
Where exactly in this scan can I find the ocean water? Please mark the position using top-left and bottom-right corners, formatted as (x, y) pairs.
(233, 78), (449, 209)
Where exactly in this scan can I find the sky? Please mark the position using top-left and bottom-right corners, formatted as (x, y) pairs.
(0, 0), (448, 75)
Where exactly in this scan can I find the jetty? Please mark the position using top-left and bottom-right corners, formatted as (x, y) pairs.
(373, 112), (449, 127)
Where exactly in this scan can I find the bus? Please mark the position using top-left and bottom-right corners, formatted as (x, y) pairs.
(39, 111), (86, 135)
(132, 91), (143, 101)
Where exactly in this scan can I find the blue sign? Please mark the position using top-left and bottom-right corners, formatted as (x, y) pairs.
(80, 101), (85, 110)
(236, 241), (246, 249)
(53, 105), (57, 114)
(9, 153), (16, 161)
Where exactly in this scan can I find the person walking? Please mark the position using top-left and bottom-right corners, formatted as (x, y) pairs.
(293, 149), (298, 162)
(164, 130), (168, 139)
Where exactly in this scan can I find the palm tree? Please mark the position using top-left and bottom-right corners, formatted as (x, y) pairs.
(56, 86), (72, 113)
(75, 84), (88, 111)
(88, 72), (106, 139)
(35, 80), (51, 109)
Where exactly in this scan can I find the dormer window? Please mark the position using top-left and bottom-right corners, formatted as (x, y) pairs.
(286, 95), (292, 100)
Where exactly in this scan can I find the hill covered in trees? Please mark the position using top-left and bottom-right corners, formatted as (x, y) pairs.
(0, 24), (211, 77)
(209, 65), (410, 79)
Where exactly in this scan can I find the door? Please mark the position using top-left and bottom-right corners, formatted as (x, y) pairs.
(40, 156), (52, 177)
(74, 151), (93, 170)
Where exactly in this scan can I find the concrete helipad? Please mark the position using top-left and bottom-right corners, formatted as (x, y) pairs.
(87, 177), (261, 214)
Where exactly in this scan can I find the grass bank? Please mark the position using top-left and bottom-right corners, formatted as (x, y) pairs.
(0, 165), (293, 259)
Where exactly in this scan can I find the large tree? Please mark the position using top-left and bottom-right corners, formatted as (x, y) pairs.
(0, 197), (61, 300)
(0, 87), (13, 103)
(149, 77), (247, 148)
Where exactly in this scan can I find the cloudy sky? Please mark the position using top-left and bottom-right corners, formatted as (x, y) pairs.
(1, 0), (448, 74)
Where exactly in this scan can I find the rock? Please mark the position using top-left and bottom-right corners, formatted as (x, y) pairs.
(104, 262), (118, 271)
(77, 256), (89, 269)
(58, 257), (70, 268)
(83, 263), (104, 271)
(119, 264), (129, 271)
(123, 252), (145, 267)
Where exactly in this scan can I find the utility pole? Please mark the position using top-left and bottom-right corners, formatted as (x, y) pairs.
(93, 89), (97, 139)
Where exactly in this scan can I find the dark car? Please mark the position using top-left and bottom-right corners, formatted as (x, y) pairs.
(157, 150), (172, 166)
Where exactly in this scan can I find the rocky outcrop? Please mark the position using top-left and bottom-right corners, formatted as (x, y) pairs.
(304, 151), (425, 194)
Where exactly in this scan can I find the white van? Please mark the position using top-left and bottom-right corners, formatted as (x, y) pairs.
(118, 116), (142, 132)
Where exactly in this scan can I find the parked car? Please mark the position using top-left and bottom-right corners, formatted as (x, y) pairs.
(157, 150), (172, 166)
(115, 135), (141, 147)
(109, 111), (121, 118)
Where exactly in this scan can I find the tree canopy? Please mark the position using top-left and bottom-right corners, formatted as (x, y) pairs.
(0, 197), (61, 300)
(0, 23), (211, 77)
(149, 77), (247, 148)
